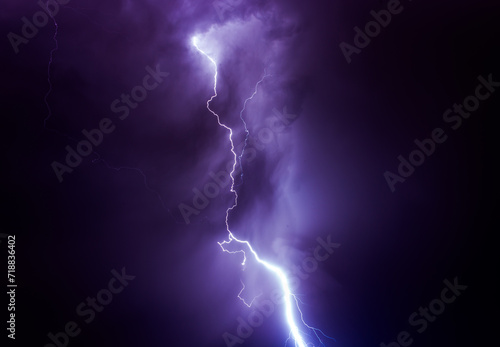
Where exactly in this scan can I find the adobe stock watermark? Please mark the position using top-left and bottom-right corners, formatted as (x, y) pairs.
(7, 0), (72, 54)
(212, 0), (244, 22)
(339, 0), (409, 64)
(222, 234), (340, 347)
(43, 267), (135, 347)
(50, 64), (169, 183)
(178, 107), (298, 224)
(380, 277), (467, 347)
(384, 73), (498, 192)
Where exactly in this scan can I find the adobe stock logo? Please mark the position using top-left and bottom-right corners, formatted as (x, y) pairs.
(222, 234), (340, 346)
(384, 73), (498, 192)
(380, 277), (467, 347)
(178, 106), (298, 224)
(50, 64), (169, 183)
(7, 0), (72, 54)
(339, 0), (407, 63)
(43, 268), (135, 347)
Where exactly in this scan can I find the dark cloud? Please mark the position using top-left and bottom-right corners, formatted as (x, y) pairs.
(1, 0), (497, 346)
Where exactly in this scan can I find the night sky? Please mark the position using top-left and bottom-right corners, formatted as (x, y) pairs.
(1, 0), (498, 346)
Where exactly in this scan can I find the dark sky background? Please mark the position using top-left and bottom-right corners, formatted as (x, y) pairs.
(1, 0), (498, 346)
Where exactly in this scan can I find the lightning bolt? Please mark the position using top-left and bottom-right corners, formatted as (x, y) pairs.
(235, 70), (270, 186)
(43, 3), (59, 131)
(39, 11), (181, 224)
(192, 36), (331, 347)
(90, 156), (184, 224)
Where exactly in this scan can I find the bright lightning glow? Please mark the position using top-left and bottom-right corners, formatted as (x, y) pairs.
(192, 35), (319, 347)
(219, 235), (308, 347)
